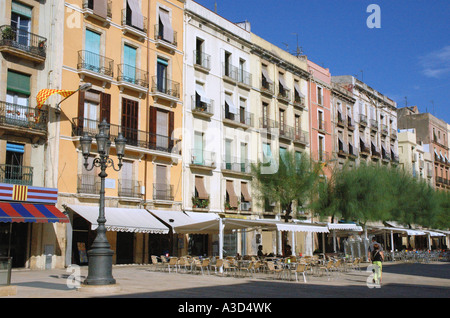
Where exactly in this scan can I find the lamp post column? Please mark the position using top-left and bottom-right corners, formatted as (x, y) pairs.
(84, 156), (116, 285)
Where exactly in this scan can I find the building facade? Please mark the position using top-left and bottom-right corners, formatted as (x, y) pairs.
(332, 76), (399, 168)
(0, 0), (69, 270)
(58, 0), (185, 267)
(397, 106), (450, 191)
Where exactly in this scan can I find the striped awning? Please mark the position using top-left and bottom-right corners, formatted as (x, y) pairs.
(0, 202), (69, 223)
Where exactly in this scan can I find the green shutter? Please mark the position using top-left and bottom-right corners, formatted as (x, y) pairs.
(7, 70), (31, 96)
(12, 1), (32, 18)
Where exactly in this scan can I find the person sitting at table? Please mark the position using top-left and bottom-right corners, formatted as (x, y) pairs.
(285, 245), (292, 257)
(257, 245), (265, 258)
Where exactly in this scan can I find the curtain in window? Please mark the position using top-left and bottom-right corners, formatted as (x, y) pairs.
(93, 0), (108, 19)
(127, 0), (144, 30)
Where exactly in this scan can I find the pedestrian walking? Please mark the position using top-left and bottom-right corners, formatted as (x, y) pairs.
(371, 243), (384, 285)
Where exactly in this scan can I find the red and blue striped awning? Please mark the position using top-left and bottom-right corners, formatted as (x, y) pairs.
(0, 202), (69, 223)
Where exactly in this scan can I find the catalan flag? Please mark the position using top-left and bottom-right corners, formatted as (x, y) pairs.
(36, 89), (76, 109)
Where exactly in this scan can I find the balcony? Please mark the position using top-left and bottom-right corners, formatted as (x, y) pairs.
(82, 0), (112, 26)
(279, 124), (294, 141)
(122, 9), (147, 41)
(118, 179), (143, 198)
(347, 116), (355, 130)
(338, 141), (348, 157)
(0, 164), (33, 186)
(151, 76), (180, 105)
(191, 95), (214, 119)
(318, 120), (327, 133)
(381, 124), (389, 136)
(337, 112), (346, 127)
(391, 150), (399, 163)
(348, 143), (359, 158)
(193, 50), (211, 73)
(190, 149), (216, 170)
(222, 156), (252, 176)
(293, 129), (309, 146)
(371, 143), (381, 158)
(117, 64), (149, 96)
(293, 95), (306, 110)
(223, 107), (253, 129)
(277, 86), (291, 103)
(0, 102), (48, 138)
(153, 183), (174, 201)
(390, 128), (397, 140)
(360, 140), (370, 155)
(154, 24), (177, 52)
(222, 63), (238, 84)
(238, 69), (252, 90)
(260, 79), (274, 96)
(259, 118), (278, 136)
(370, 119), (378, 131)
(77, 174), (100, 195)
(359, 114), (368, 127)
(72, 117), (180, 155)
(0, 25), (47, 62)
(382, 147), (391, 162)
(77, 50), (114, 85)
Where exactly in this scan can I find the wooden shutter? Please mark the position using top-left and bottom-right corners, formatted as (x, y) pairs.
(168, 111), (174, 150)
(77, 91), (85, 131)
(100, 92), (111, 123)
(122, 98), (138, 145)
(149, 106), (157, 149)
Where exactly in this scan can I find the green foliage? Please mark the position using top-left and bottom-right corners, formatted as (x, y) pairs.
(251, 150), (321, 221)
(312, 162), (450, 230)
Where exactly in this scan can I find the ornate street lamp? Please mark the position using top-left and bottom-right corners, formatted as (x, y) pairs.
(80, 118), (126, 285)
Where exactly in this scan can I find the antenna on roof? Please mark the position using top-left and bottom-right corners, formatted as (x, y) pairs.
(215, 1), (217, 13)
(292, 33), (303, 57)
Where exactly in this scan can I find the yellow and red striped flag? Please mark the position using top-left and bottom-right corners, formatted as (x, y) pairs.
(36, 89), (76, 109)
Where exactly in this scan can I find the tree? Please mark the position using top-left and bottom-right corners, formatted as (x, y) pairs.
(251, 150), (321, 222)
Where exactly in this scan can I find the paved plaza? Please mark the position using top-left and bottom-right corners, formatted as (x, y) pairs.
(2, 261), (449, 300)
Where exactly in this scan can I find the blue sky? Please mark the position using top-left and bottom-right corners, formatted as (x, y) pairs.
(194, 0), (450, 124)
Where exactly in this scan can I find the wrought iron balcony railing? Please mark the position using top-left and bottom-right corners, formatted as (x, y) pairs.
(0, 101), (48, 131)
(261, 79), (274, 95)
(118, 179), (142, 198)
(0, 164), (33, 186)
(194, 50), (211, 71)
(117, 64), (149, 89)
(72, 117), (180, 154)
(0, 25), (47, 60)
(191, 95), (214, 116)
(259, 118), (278, 135)
(77, 50), (114, 78)
(222, 156), (252, 174)
(153, 183), (174, 201)
(223, 106), (253, 127)
(190, 149), (216, 168)
(122, 9), (148, 33)
(151, 76), (180, 99)
(77, 174), (100, 194)
(154, 24), (177, 47)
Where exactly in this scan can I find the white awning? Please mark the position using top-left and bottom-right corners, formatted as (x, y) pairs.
(277, 223), (329, 233)
(149, 210), (218, 233)
(225, 94), (238, 114)
(195, 84), (210, 104)
(159, 9), (174, 43)
(328, 223), (363, 231)
(383, 226), (425, 236)
(294, 82), (305, 97)
(424, 230), (446, 237)
(261, 68), (273, 84)
(66, 205), (169, 234)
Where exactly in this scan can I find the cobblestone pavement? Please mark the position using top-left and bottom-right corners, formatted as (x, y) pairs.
(2, 261), (449, 299)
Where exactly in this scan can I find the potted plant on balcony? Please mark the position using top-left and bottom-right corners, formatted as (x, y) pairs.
(192, 196), (209, 209)
(1, 26), (16, 42)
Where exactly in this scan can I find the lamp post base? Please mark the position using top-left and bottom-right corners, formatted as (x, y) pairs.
(84, 245), (116, 286)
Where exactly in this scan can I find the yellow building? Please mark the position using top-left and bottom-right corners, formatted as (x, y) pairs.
(58, 0), (184, 266)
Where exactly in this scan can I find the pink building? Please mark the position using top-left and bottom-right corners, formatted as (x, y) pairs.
(308, 61), (333, 179)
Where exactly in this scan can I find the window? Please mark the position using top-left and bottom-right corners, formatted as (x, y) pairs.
(6, 71), (30, 116)
(158, 8), (174, 43)
(317, 86), (323, 105)
(126, 0), (145, 31)
(123, 44), (137, 82)
(122, 98), (139, 144)
(224, 93), (236, 120)
(11, 1), (32, 46)
(262, 102), (268, 127)
(295, 115), (301, 135)
(239, 98), (246, 124)
(240, 142), (248, 172)
(156, 57), (168, 93)
(195, 37), (204, 65)
(318, 135), (325, 161)
(224, 51), (232, 77)
(4, 142), (25, 183)
(279, 109), (285, 131)
(263, 143), (272, 164)
(225, 139), (232, 169)
(193, 131), (204, 165)
(83, 90), (100, 130)
(318, 110), (324, 131)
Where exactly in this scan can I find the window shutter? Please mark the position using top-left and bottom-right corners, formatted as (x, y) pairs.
(149, 106), (157, 148)
(100, 92), (111, 123)
(77, 90), (85, 130)
(168, 111), (174, 150)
